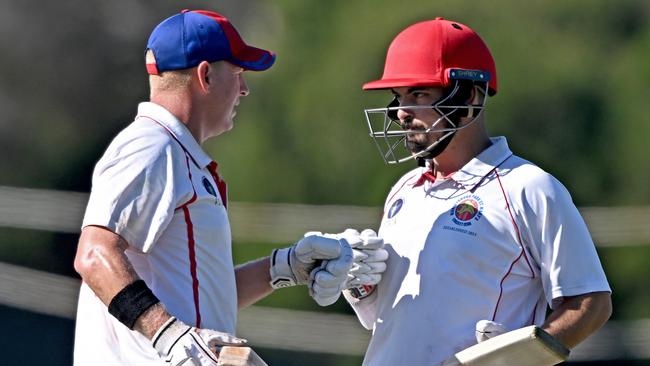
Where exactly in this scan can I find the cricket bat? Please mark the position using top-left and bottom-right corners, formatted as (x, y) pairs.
(217, 346), (268, 366)
(439, 326), (570, 366)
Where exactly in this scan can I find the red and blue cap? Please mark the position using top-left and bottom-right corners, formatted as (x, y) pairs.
(146, 9), (275, 75)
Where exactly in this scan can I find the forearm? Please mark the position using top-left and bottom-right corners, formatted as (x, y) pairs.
(542, 291), (612, 348)
(74, 226), (171, 338)
(235, 257), (274, 309)
(74, 226), (142, 303)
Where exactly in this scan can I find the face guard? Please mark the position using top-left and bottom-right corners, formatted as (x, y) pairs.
(364, 69), (490, 164)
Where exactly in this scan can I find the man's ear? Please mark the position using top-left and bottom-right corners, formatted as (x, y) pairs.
(471, 83), (487, 105)
(196, 61), (211, 92)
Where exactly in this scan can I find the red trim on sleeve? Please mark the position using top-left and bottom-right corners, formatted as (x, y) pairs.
(146, 63), (159, 75)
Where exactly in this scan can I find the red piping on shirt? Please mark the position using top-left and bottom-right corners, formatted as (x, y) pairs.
(177, 153), (202, 327)
(491, 251), (525, 321)
(491, 169), (535, 321)
(140, 115), (200, 168)
(387, 171), (419, 203)
(495, 170), (534, 275)
(141, 115), (203, 327)
(207, 161), (228, 209)
(182, 204), (202, 327)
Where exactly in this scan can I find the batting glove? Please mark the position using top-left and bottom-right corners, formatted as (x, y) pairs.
(323, 229), (387, 300)
(306, 229), (387, 302)
(309, 242), (354, 306)
(153, 317), (246, 366)
(475, 319), (508, 343)
(342, 229), (388, 288)
(269, 234), (348, 289)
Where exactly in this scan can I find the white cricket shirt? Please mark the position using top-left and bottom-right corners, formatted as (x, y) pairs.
(74, 102), (237, 366)
(350, 137), (610, 366)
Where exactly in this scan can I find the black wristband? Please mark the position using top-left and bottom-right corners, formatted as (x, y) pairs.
(108, 280), (160, 329)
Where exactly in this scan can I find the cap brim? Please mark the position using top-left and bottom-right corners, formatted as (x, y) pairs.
(230, 45), (276, 71)
(362, 77), (444, 90)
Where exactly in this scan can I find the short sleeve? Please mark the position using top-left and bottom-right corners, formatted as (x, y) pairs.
(520, 173), (611, 307)
(82, 126), (189, 253)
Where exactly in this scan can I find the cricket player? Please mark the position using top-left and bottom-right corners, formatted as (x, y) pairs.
(340, 17), (612, 365)
(73, 10), (385, 365)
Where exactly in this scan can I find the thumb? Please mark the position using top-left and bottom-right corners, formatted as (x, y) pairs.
(295, 236), (343, 262)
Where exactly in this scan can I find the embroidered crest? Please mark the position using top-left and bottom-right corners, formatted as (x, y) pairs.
(450, 194), (484, 227)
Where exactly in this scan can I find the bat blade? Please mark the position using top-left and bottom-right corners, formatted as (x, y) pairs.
(440, 326), (570, 366)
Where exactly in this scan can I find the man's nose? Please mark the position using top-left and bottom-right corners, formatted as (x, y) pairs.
(239, 74), (250, 96)
(397, 108), (414, 125)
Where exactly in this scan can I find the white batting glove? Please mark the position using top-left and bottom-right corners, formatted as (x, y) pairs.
(153, 317), (246, 366)
(341, 229), (388, 288)
(475, 319), (507, 343)
(309, 242), (354, 306)
(307, 229), (388, 301)
(269, 234), (348, 289)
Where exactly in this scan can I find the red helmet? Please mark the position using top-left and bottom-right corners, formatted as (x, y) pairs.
(363, 17), (497, 96)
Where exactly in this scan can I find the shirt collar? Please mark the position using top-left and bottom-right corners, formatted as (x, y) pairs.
(452, 136), (513, 190)
(136, 102), (212, 168)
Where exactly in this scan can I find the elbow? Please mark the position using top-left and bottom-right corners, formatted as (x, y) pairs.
(74, 239), (111, 280)
(600, 292), (613, 325)
(74, 226), (125, 280)
(588, 291), (613, 332)
(73, 244), (96, 279)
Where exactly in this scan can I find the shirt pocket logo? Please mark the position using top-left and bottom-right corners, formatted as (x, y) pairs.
(202, 176), (218, 199)
(387, 198), (404, 219)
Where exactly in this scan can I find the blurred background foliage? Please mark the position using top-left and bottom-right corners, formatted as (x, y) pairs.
(0, 0), (649, 365)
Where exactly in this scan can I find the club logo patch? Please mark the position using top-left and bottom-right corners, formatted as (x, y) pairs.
(202, 177), (217, 198)
(387, 198), (404, 219)
(450, 194), (484, 227)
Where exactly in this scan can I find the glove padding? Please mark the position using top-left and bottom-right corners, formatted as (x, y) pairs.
(341, 229), (388, 287)
(309, 242), (354, 306)
(269, 234), (348, 289)
(153, 317), (246, 366)
(310, 229), (387, 304)
(475, 319), (507, 343)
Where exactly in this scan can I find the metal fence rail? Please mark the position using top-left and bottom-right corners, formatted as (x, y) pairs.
(1, 185), (649, 246)
(0, 261), (647, 360)
(1, 185), (649, 361)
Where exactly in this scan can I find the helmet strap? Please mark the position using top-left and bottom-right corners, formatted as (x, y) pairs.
(416, 130), (456, 161)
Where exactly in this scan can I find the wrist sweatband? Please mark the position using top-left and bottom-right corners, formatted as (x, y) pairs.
(108, 280), (160, 329)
